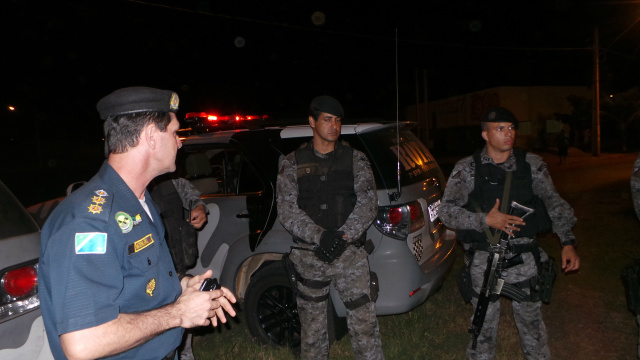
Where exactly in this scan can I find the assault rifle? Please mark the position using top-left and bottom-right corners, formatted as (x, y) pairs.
(468, 201), (535, 350)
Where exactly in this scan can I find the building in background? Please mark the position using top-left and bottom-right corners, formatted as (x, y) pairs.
(406, 86), (591, 155)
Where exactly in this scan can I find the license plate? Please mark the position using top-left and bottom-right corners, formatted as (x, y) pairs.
(428, 199), (441, 222)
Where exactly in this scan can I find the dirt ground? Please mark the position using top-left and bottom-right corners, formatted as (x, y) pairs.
(535, 149), (639, 360)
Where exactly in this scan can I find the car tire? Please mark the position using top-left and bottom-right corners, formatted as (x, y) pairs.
(244, 261), (342, 349)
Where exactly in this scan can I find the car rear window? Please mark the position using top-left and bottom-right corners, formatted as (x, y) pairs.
(0, 181), (40, 238)
(346, 126), (443, 189)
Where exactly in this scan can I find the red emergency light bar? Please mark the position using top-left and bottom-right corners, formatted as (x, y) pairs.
(185, 112), (269, 122)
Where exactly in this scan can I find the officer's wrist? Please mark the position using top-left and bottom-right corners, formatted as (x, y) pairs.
(561, 239), (577, 247)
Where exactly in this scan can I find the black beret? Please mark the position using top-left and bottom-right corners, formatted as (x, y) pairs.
(310, 95), (344, 118)
(482, 107), (518, 128)
(96, 86), (179, 120)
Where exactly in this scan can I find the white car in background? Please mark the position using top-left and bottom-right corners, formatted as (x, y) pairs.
(0, 180), (53, 360)
(176, 117), (457, 347)
(26, 117), (458, 350)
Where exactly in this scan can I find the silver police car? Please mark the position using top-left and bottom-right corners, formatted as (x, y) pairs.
(176, 118), (457, 347)
(0, 180), (53, 359)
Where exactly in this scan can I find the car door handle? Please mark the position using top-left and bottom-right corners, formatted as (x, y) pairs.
(236, 213), (251, 218)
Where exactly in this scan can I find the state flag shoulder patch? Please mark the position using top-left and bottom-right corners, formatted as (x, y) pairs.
(75, 232), (108, 254)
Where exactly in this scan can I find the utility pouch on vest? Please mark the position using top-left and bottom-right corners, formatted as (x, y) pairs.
(621, 258), (640, 314)
(537, 256), (557, 304)
(524, 196), (553, 234)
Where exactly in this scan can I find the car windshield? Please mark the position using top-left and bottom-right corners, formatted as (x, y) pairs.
(0, 181), (39, 239)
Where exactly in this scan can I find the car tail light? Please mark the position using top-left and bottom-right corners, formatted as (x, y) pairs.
(4, 266), (38, 297)
(374, 200), (425, 240)
(0, 261), (40, 323)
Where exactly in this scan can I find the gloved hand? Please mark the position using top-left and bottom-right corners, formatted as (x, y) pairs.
(314, 230), (347, 264)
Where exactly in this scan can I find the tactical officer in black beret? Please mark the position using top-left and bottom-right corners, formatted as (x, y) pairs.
(40, 86), (236, 360)
(276, 96), (384, 360)
(440, 106), (580, 359)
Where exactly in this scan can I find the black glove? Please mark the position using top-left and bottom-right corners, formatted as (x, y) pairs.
(314, 230), (347, 264)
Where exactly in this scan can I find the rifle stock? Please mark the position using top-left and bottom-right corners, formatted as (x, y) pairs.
(468, 201), (535, 350)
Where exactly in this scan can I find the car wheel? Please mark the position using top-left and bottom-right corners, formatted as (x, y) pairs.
(245, 261), (301, 348)
(244, 261), (342, 348)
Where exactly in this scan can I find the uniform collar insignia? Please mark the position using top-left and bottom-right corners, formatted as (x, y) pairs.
(88, 190), (109, 214)
(92, 196), (106, 204)
(88, 204), (103, 214)
(95, 190), (109, 197)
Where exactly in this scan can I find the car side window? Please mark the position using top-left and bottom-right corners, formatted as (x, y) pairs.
(178, 146), (264, 195)
(237, 156), (264, 194)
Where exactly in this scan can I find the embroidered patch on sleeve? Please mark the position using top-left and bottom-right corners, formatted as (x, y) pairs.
(75, 232), (107, 254)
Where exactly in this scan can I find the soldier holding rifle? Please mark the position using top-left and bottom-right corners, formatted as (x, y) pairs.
(440, 107), (580, 359)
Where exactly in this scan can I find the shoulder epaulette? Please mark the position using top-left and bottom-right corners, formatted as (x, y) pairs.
(81, 188), (113, 222)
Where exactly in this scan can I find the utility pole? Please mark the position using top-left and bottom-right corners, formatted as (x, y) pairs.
(423, 69), (429, 148)
(592, 27), (601, 156)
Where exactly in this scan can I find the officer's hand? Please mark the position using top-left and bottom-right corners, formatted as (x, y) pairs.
(175, 270), (237, 328)
(485, 199), (525, 237)
(189, 204), (207, 229)
(561, 245), (580, 273)
(174, 273), (219, 328)
(315, 230), (347, 263)
(209, 287), (237, 327)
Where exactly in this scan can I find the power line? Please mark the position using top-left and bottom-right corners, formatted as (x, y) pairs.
(125, 0), (593, 53)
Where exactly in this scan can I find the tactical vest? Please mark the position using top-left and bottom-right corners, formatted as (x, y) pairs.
(151, 180), (198, 274)
(295, 141), (356, 231)
(457, 149), (551, 244)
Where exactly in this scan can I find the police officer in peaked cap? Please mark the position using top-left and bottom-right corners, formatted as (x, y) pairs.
(39, 86), (237, 360)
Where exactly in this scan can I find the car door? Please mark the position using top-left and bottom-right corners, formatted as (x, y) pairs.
(176, 143), (273, 280)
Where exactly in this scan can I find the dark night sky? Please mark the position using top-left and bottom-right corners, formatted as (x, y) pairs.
(4, 1), (640, 115)
(2, 0), (640, 204)
(3, 1), (640, 165)
(4, 0), (640, 116)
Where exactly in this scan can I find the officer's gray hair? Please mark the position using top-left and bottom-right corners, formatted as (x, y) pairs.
(103, 112), (172, 157)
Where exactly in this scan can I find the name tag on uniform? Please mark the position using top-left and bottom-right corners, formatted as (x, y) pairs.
(75, 233), (107, 254)
(128, 234), (154, 255)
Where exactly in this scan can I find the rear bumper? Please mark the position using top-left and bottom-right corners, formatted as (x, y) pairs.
(0, 311), (53, 360)
(332, 229), (456, 317)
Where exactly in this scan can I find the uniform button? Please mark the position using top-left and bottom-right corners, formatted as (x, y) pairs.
(147, 258), (151, 265)
(169, 271), (173, 277)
